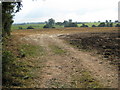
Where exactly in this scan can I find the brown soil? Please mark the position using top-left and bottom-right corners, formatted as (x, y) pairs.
(10, 27), (119, 88)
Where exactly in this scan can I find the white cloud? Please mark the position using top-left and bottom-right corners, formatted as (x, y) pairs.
(13, 0), (119, 23)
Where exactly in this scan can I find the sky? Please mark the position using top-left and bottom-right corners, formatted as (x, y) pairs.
(13, 0), (120, 23)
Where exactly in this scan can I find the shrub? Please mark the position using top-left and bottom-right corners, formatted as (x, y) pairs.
(115, 24), (120, 27)
(2, 51), (15, 71)
(81, 24), (88, 27)
(64, 23), (78, 27)
(2, 50), (16, 85)
(18, 27), (23, 29)
(27, 26), (34, 29)
(43, 25), (49, 28)
(43, 24), (55, 28)
(92, 25), (96, 27)
(98, 23), (106, 27)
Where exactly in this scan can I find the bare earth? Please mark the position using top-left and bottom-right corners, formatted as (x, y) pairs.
(14, 28), (118, 88)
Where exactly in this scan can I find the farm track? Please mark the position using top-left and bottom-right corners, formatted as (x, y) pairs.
(12, 27), (119, 88)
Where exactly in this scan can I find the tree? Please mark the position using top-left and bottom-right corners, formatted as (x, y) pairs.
(92, 25), (96, 27)
(115, 24), (120, 27)
(69, 19), (72, 23)
(106, 20), (109, 27)
(2, 2), (22, 87)
(48, 18), (55, 27)
(63, 19), (78, 27)
(81, 24), (88, 27)
(2, 2), (22, 37)
(43, 24), (49, 28)
(115, 20), (118, 23)
(43, 18), (55, 28)
(98, 23), (106, 27)
(56, 22), (62, 26)
(27, 26), (34, 29)
(109, 23), (113, 27)
(109, 20), (112, 23)
(63, 20), (68, 26)
(106, 20), (108, 23)
(18, 27), (23, 29)
(106, 23), (110, 27)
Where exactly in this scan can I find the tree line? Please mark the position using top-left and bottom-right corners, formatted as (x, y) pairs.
(2, 2), (120, 34)
(42, 18), (120, 28)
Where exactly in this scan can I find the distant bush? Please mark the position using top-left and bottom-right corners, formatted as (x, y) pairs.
(92, 25), (96, 27)
(81, 24), (88, 27)
(18, 27), (23, 29)
(115, 24), (120, 27)
(27, 26), (34, 29)
(43, 25), (49, 28)
(52, 27), (55, 28)
(43, 24), (55, 28)
(109, 23), (113, 27)
(98, 23), (106, 27)
(64, 23), (78, 27)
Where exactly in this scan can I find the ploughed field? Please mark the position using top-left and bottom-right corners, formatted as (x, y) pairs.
(60, 31), (120, 66)
(8, 27), (119, 88)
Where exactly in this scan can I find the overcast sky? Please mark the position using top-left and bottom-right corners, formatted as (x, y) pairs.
(13, 0), (119, 23)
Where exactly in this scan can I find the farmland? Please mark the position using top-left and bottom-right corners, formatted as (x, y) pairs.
(11, 23), (64, 30)
(3, 27), (119, 88)
(11, 22), (119, 30)
(2, 1), (120, 89)
(11, 24), (46, 30)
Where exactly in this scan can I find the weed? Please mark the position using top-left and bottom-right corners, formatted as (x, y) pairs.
(2, 50), (31, 87)
(49, 45), (66, 55)
(19, 44), (45, 58)
(71, 70), (103, 88)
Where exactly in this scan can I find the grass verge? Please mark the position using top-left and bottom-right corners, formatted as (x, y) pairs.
(2, 35), (45, 88)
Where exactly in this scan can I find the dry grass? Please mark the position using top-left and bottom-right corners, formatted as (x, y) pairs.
(12, 27), (119, 36)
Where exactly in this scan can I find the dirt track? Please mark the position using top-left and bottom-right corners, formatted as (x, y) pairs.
(18, 29), (118, 88)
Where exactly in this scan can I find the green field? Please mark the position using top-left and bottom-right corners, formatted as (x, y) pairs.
(78, 22), (118, 27)
(11, 24), (64, 30)
(11, 24), (45, 30)
(11, 22), (119, 30)
(77, 23), (101, 27)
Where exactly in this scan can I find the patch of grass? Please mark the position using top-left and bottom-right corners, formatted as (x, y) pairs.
(71, 70), (103, 88)
(2, 50), (31, 88)
(49, 45), (67, 55)
(47, 78), (71, 88)
(2, 36), (45, 88)
(19, 44), (45, 58)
